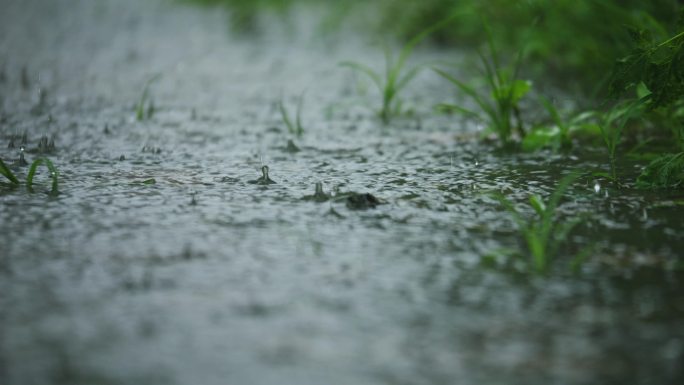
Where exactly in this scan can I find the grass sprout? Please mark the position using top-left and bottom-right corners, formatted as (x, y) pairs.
(279, 93), (305, 136)
(27, 157), (59, 194)
(0, 158), (20, 185)
(136, 74), (161, 121)
(522, 98), (598, 152)
(492, 173), (590, 273)
(435, 23), (530, 147)
(1, 157), (59, 195)
(597, 96), (648, 183)
(341, 15), (455, 124)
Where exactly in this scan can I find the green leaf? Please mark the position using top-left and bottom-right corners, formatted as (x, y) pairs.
(636, 81), (652, 99)
(522, 126), (560, 151)
(27, 158), (59, 195)
(340, 61), (383, 93)
(529, 195), (546, 216)
(636, 152), (684, 189)
(509, 79), (532, 104)
(0, 158), (20, 185)
(435, 103), (481, 119)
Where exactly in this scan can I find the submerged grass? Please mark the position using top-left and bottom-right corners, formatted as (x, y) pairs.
(491, 173), (589, 273)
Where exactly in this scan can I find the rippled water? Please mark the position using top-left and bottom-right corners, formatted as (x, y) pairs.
(1, 1), (683, 384)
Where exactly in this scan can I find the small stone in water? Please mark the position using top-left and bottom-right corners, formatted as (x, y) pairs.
(345, 192), (383, 210)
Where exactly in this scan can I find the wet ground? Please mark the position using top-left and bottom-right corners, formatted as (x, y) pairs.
(1, 0), (684, 384)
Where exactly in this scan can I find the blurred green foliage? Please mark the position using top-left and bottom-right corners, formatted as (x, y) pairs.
(375, 0), (680, 91)
(184, 0), (684, 188)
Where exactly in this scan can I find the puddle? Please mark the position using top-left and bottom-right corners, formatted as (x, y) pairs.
(1, 0), (683, 384)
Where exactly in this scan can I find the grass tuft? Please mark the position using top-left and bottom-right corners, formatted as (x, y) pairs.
(27, 157), (59, 195)
(279, 93), (305, 136)
(341, 15), (455, 124)
(136, 74), (161, 121)
(435, 22), (530, 147)
(492, 173), (590, 273)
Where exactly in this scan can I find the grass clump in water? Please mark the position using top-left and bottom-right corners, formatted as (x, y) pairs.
(279, 93), (305, 136)
(596, 98), (648, 184)
(491, 173), (590, 273)
(341, 16), (454, 124)
(27, 157), (59, 194)
(522, 98), (599, 152)
(1, 157), (59, 195)
(434, 24), (530, 148)
(136, 74), (161, 121)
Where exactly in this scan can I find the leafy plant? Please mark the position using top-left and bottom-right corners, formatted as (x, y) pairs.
(492, 173), (589, 273)
(341, 15), (455, 124)
(636, 151), (684, 189)
(434, 24), (531, 147)
(136, 74), (161, 121)
(597, 97), (648, 183)
(522, 98), (599, 152)
(609, 22), (684, 110)
(376, 0), (679, 90)
(279, 93), (304, 136)
(1, 157), (59, 195)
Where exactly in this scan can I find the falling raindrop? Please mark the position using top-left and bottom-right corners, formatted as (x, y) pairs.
(593, 182), (601, 194)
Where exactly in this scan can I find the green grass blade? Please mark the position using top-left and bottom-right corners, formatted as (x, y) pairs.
(541, 173), (580, 241)
(435, 103), (481, 119)
(295, 94), (305, 136)
(433, 68), (497, 120)
(540, 95), (564, 130)
(0, 158), (20, 185)
(136, 74), (161, 121)
(395, 65), (422, 94)
(482, 19), (503, 87)
(279, 98), (295, 134)
(340, 61), (383, 93)
(395, 13), (458, 79)
(383, 42), (395, 87)
(528, 195), (546, 217)
(26, 158), (59, 195)
(492, 192), (527, 229)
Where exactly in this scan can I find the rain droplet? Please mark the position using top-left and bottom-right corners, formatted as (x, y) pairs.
(593, 182), (601, 194)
